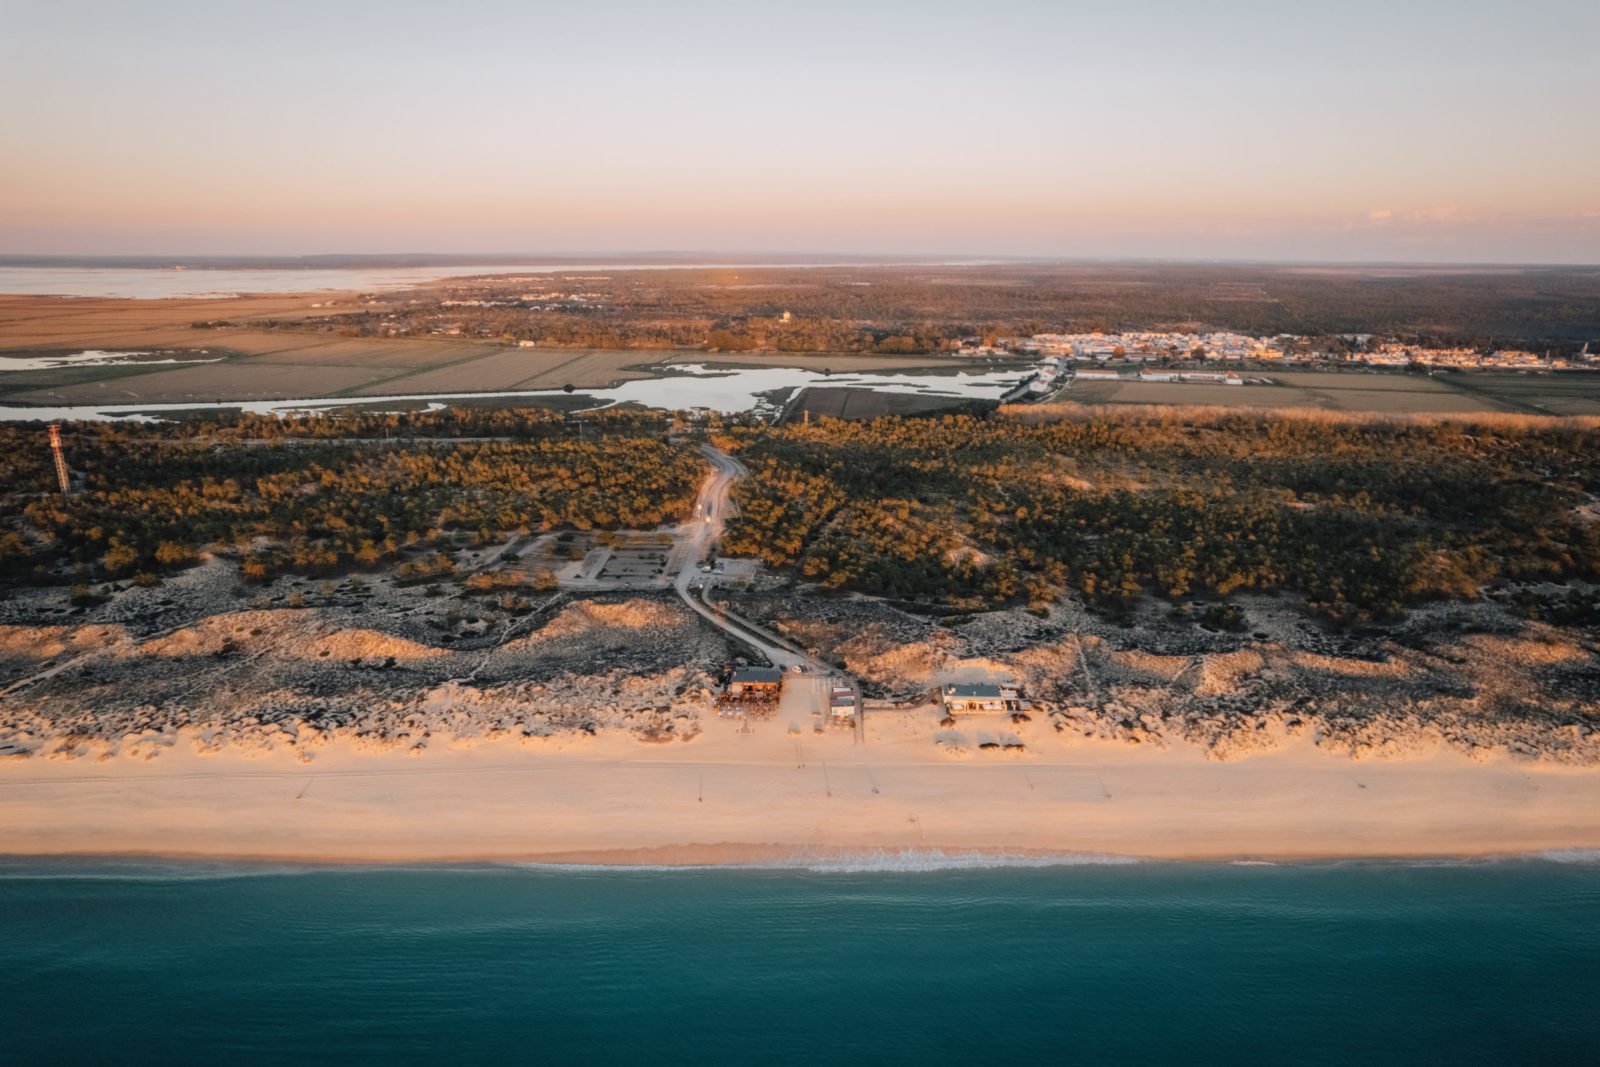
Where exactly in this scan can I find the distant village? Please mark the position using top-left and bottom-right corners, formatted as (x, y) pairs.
(966, 331), (1597, 373)
(301, 284), (1598, 374)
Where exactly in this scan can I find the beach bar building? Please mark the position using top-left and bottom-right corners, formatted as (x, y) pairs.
(941, 683), (1020, 715)
(830, 686), (856, 719)
(726, 667), (784, 699)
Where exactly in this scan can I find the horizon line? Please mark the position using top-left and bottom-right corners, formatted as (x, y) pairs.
(3, 252), (1597, 270)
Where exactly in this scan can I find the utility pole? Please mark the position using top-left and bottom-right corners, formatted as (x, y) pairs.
(47, 424), (70, 495)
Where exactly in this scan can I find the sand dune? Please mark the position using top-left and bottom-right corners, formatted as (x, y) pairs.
(138, 611), (444, 661)
(510, 598), (687, 645)
(0, 624), (128, 662)
(3, 582), (1597, 864)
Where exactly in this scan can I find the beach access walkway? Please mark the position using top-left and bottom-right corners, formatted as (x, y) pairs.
(675, 445), (863, 742)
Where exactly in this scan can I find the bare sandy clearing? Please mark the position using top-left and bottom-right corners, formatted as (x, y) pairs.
(137, 611), (443, 661)
(0, 293), (355, 352)
(1110, 648), (1192, 681)
(1190, 649), (1266, 697)
(509, 598), (690, 646)
(1460, 631), (1591, 666)
(1289, 650), (1412, 678)
(0, 624), (129, 663)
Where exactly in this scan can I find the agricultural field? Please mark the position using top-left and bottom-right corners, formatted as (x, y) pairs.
(1063, 368), (1513, 415)
(0, 340), (662, 406)
(334, 347), (657, 398)
(1, 286), (984, 409)
(0, 292), (342, 351)
(785, 386), (998, 422)
(681, 352), (984, 375)
(1440, 372), (1600, 417)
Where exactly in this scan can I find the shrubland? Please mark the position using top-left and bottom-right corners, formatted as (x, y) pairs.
(719, 409), (1600, 622)
(0, 409), (701, 586)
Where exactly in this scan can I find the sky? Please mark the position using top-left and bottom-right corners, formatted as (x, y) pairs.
(2, 0), (1597, 262)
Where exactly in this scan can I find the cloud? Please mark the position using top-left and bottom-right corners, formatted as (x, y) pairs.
(1363, 206), (1469, 227)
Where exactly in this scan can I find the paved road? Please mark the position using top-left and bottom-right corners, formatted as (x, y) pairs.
(673, 445), (802, 666)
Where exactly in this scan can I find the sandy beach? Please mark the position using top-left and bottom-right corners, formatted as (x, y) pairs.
(3, 710), (1598, 864)
(3, 564), (1598, 866)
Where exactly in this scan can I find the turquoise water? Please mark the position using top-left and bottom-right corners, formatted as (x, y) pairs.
(2, 858), (1597, 1064)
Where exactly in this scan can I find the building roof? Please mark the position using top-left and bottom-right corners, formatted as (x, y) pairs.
(730, 667), (783, 684)
(944, 683), (1004, 699)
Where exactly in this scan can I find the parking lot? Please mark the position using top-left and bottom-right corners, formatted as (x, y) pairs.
(595, 546), (669, 582)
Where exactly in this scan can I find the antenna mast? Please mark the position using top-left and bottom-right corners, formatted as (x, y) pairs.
(47, 424), (71, 495)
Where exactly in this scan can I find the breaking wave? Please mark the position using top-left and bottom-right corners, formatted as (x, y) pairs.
(507, 849), (1148, 873)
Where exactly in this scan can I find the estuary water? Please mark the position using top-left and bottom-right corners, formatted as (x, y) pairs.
(0, 265), (536, 299)
(0, 261), (975, 300)
(2, 856), (1596, 1064)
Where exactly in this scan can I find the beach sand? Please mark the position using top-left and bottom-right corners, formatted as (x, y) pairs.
(3, 711), (1596, 864)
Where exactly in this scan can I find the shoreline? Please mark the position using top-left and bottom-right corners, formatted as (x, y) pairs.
(2, 845), (1597, 871)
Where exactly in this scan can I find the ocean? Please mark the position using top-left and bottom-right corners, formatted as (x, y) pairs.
(2, 856), (1596, 1064)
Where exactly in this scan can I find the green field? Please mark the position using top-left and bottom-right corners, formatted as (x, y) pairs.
(1059, 367), (1600, 416)
(785, 386), (998, 423)
(1438, 372), (1600, 416)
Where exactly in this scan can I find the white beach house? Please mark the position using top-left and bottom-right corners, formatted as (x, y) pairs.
(941, 683), (1020, 715)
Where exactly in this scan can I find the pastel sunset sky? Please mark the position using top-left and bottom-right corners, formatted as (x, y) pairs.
(2, 0), (1596, 261)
